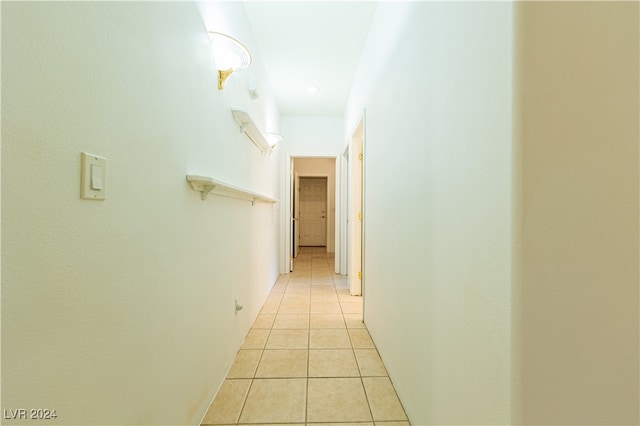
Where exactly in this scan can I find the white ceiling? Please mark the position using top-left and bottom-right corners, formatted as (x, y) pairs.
(242, 1), (378, 116)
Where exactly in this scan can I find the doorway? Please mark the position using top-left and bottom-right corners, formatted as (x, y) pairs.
(287, 157), (337, 273)
(299, 177), (328, 247)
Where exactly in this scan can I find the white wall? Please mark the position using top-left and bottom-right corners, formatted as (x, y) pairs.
(345, 2), (514, 424)
(1, 2), (279, 425)
(513, 2), (639, 424)
(294, 158), (336, 252)
(281, 116), (344, 157)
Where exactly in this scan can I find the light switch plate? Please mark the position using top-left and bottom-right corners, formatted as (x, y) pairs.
(81, 152), (106, 200)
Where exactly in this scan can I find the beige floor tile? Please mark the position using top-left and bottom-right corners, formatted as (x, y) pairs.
(266, 293), (284, 304)
(278, 301), (311, 313)
(272, 313), (310, 329)
(354, 349), (388, 376)
(310, 292), (339, 303)
(204, 252), (409, 426)
(307, 378), (373, 423)
(308, 424), (373, 426)
(252, 313), (275, 329)
(260, 301), (280, 314)
(311, 301), (342, 313)
(227, 350), (262, 378)
(340, 302), (363, 314)
(288, 278), (311, 285)
(270, 284), (287, 293)
(284, 283), (309, 292)
(310, 313), (346, 329)
(309, 349), (359, 377)
(333, 275), (348, 285)
(373, 422), (410, 426)
(238, 378), (307, 424)
(338, 292), (362, 302)
(344, 314), (366, 328)
(311, 285), (337, 293)
(201, 379), (251, 425)
(282, 292), (310, 303)
(312, 279), (334, 286)
(255, 349), (308, 378)
(311, 274), (332, 280)
(266, 329), (309, 349)
(309, 329), (352, 349)
(241, 329), (269, 349)
(240, 424), (305, 426)
(349, 328), (376, 348)
(363, 377), (408, 422)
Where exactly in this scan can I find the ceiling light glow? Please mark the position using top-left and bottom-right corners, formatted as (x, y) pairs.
(307, 85), (319, 94)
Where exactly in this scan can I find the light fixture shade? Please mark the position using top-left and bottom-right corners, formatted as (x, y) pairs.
(209, 31), (252, 90)
(266, 132), (284, 147)
(208, 31), (252, 71)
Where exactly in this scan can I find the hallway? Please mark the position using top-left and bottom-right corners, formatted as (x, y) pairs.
(201, 247), (409, 425)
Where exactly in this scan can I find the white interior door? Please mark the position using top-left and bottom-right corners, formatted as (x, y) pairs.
(299, 177), (327, 246)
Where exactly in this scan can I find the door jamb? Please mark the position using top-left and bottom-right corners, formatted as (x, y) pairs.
(282, 155), (339, 274)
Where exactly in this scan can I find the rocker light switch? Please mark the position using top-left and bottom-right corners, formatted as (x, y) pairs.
(81, 152), (106, 200)
(91, 164), (103, 190)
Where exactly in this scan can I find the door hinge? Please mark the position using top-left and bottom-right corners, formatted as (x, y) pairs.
(358, 211), (362, 220)
(358, 152), (363, 160)
(358, 271), (362, 280)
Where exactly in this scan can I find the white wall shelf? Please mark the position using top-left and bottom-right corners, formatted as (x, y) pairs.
(231, 109), (273, 154)
(186, 174), (278, 205)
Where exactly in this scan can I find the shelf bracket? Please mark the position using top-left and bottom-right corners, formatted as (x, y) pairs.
(186, 175), (216, 200)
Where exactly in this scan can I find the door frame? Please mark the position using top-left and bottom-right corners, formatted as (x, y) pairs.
(340, 145), (350, 276)
(348, 116), (365, 296)
(281, 155), (340, 274)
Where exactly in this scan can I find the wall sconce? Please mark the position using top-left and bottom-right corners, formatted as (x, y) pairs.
(266, 133), (284, 148)
(208, 31), (252, 90)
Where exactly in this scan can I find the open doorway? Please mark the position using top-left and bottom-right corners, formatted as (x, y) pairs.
(289, 157), (336, 272)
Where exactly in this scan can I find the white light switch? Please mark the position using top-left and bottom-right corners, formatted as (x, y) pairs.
(91, 164), (103, 190)
(81, 152), (106, 200)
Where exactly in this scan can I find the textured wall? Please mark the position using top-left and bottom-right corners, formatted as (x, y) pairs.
(345, 2), (514, 424)
(1, 2), (280, 425)
(513, 2), (640, 424)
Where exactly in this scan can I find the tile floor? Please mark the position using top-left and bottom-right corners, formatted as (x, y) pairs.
(201, 247), (410, 426)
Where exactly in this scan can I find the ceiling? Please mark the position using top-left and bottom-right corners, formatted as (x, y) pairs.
(242, 1), (378, 116)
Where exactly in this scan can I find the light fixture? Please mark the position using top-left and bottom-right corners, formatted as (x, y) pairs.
(307, 85), (319, 94)
(266, 132), (284, 148)
(208, 31), (252, 90)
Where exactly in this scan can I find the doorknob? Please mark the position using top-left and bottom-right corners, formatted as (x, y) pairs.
(321, 216), (325, 218)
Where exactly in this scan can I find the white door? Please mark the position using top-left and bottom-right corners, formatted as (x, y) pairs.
(299, 177), (327, 246)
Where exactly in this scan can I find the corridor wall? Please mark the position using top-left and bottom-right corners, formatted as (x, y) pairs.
(2, 2), (279, 424)
(512, 2), (639, 424)
(345, 2), (514, 424)
(345, 1), (639, 425)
